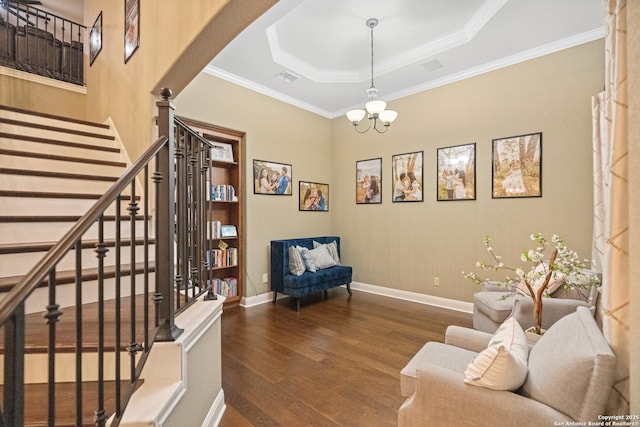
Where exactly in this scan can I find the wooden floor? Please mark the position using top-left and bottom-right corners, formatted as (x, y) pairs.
(219, 289), (473, 427)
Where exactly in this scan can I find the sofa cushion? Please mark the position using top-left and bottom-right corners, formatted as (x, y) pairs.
(473, 291), (524, 323)
(464, 317), (529, 391)
(288, 246), (306, 276)
(520, 307), (616, 421)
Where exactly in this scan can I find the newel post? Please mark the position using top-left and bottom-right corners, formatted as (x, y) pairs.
(154, 88), (183, 341)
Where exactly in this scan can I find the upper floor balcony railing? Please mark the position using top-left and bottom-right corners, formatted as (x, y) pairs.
(0, 0), (85, 85)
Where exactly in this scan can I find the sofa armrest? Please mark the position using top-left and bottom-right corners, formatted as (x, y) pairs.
(444, 326), (492, 353)
(398, 364), (571, 427)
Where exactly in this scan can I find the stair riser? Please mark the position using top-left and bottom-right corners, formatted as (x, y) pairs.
(0, 138), (125, 163)
(0, 175), (130, 194)
(0, 109), (114, 138)
(0, 155), (126, 176)
(0, 351), (138, 384)
(0, 244), (156, 277)
(0, 197), (127, 216)
(0, 221), (151, 244)
(21, 272), (155, 314)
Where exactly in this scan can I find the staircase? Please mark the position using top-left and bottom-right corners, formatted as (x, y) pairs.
(0, 105), (154, 313)
(0, 105), (156, 425)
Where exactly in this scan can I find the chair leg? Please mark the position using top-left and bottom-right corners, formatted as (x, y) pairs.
(323, 290), (328, 299)
(346, 283), (352, 295)
(272, 291), (278, 303)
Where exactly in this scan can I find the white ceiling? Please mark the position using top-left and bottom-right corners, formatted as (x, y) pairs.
(206, 0), (605, 119)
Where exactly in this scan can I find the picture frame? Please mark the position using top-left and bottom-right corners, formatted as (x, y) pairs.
(211, 142), (234, 163)
(356, 158), (382, 204)
(392, 151), (424, 202)
(253, 160), (292, 195)
(124, 0), (139, 63)
(89, 11), (102, 66)
(437, 143), (476, 201)
(299, 181), (329, 211)
(220, 225), (238, 237)
(492, 132), (542, 198)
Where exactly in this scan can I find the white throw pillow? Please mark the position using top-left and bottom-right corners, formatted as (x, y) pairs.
(517, 263), (566, 296)
(288, 246), (306, 276)
(300, 245), (336, 272)
(464, 317), (529, 391)
(313, 240), (341, 265)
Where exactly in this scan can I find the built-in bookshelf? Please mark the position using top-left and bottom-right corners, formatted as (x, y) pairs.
(181, 117), (244, 306)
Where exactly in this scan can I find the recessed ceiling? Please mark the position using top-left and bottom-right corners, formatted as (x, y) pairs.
(206, 0), (604, 119)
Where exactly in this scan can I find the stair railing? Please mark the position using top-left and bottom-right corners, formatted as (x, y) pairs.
(0, 0), (85, 85)
(0, 89), (219, 426)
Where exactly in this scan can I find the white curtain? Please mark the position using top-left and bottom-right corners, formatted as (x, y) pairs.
(592, 0), (629, 414)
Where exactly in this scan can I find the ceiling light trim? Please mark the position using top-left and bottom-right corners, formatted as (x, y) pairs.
(266, 0), (507, 84)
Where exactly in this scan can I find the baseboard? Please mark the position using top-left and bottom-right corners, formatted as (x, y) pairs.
(241, 283), (472, 314)
(203, 389), (226, 427)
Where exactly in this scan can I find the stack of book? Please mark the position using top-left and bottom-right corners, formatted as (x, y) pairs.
(209, 184), (236, 201)
(207, 247), (238, 268)
(208, 277), (237, 297)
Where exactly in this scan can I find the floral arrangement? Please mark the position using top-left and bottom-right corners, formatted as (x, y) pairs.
(463, 233), (600, 335)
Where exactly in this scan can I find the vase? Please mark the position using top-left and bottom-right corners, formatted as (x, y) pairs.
(525, 327), (546, 344)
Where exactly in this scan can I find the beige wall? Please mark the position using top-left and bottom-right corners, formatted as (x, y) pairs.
(0, 73), (86, 119)
(174, 40), (604, 305)
(174, 73), (333, 297)
(82, 0), (276, 160)
(331, 40), (604, 303)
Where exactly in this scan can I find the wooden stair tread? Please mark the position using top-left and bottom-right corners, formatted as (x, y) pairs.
(0, 104), (111, 130)
(0, 167), (119, 182)
(0, 238), (155, 254)
(0, 261), (157, 291)
(0, 147), (127, 167)
(0, 117), (115, 140)
(0, 132), (120, 153)
(0, 380), (134, 427)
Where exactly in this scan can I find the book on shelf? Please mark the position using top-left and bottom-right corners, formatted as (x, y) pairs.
(206, 247), (238, 268)
(208, 184), (236, 201)
(208, 220), (222, 238)
(208, 277), (237, 297)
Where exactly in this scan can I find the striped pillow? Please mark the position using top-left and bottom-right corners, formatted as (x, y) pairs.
(288, 245), (306, 276)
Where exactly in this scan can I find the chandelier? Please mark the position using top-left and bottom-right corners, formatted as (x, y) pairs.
(346, 18), (398, 133)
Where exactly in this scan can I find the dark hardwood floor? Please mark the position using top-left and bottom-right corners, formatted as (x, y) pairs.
(219, 289), (473, 426)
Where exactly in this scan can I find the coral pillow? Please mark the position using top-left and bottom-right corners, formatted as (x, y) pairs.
(464, 317), (529, 390)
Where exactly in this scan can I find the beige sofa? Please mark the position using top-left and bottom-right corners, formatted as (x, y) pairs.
(473, 280), (599, 333)
(399, 307), (616, 427)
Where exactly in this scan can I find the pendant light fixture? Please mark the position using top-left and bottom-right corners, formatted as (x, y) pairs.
(346, 18), (398, 133)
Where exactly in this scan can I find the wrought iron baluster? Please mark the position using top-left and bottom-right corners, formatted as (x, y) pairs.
(93, 215), (108, 426)
(143, 166), (150, 351)
(74, 239), (83, 426)
(128, 182), (142, 380)
(44, 268), (61, 427)
(2, 301), (25, 427)
(115, 196), (122, 418)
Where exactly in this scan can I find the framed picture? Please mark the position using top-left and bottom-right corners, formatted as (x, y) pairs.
(299, 181), (329, 211)
(392, 151), (423, 202)
(211, 142), (234, 163)
(221, 225), (238, 237)
(356, 158), (382, 204)
(124, 0), (139, 63)
(492, 132), (542, 198)
(437, 143), (476, 201)
(89, 11), (102, 66)
(253, 160), (292, 195)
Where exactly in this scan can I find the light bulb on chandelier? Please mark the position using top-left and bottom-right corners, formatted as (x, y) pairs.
(346, 18), (398, 134)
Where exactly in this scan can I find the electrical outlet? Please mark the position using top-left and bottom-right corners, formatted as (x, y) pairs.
(434, 277), (440, 286)
(262, 273), (269, 283)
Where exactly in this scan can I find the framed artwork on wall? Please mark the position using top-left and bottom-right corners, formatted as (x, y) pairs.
(437, 143), (476, 201)
(356, 158), (382, 204)
(392, 151), (423, 202)
(124, 0), (139, 63)
(89, 11), (102, 66)
(492, 132), (542, 198)
(252, 160), (292, 195)
(299, 181), (329, 211)
(211, 142), (234, 163)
